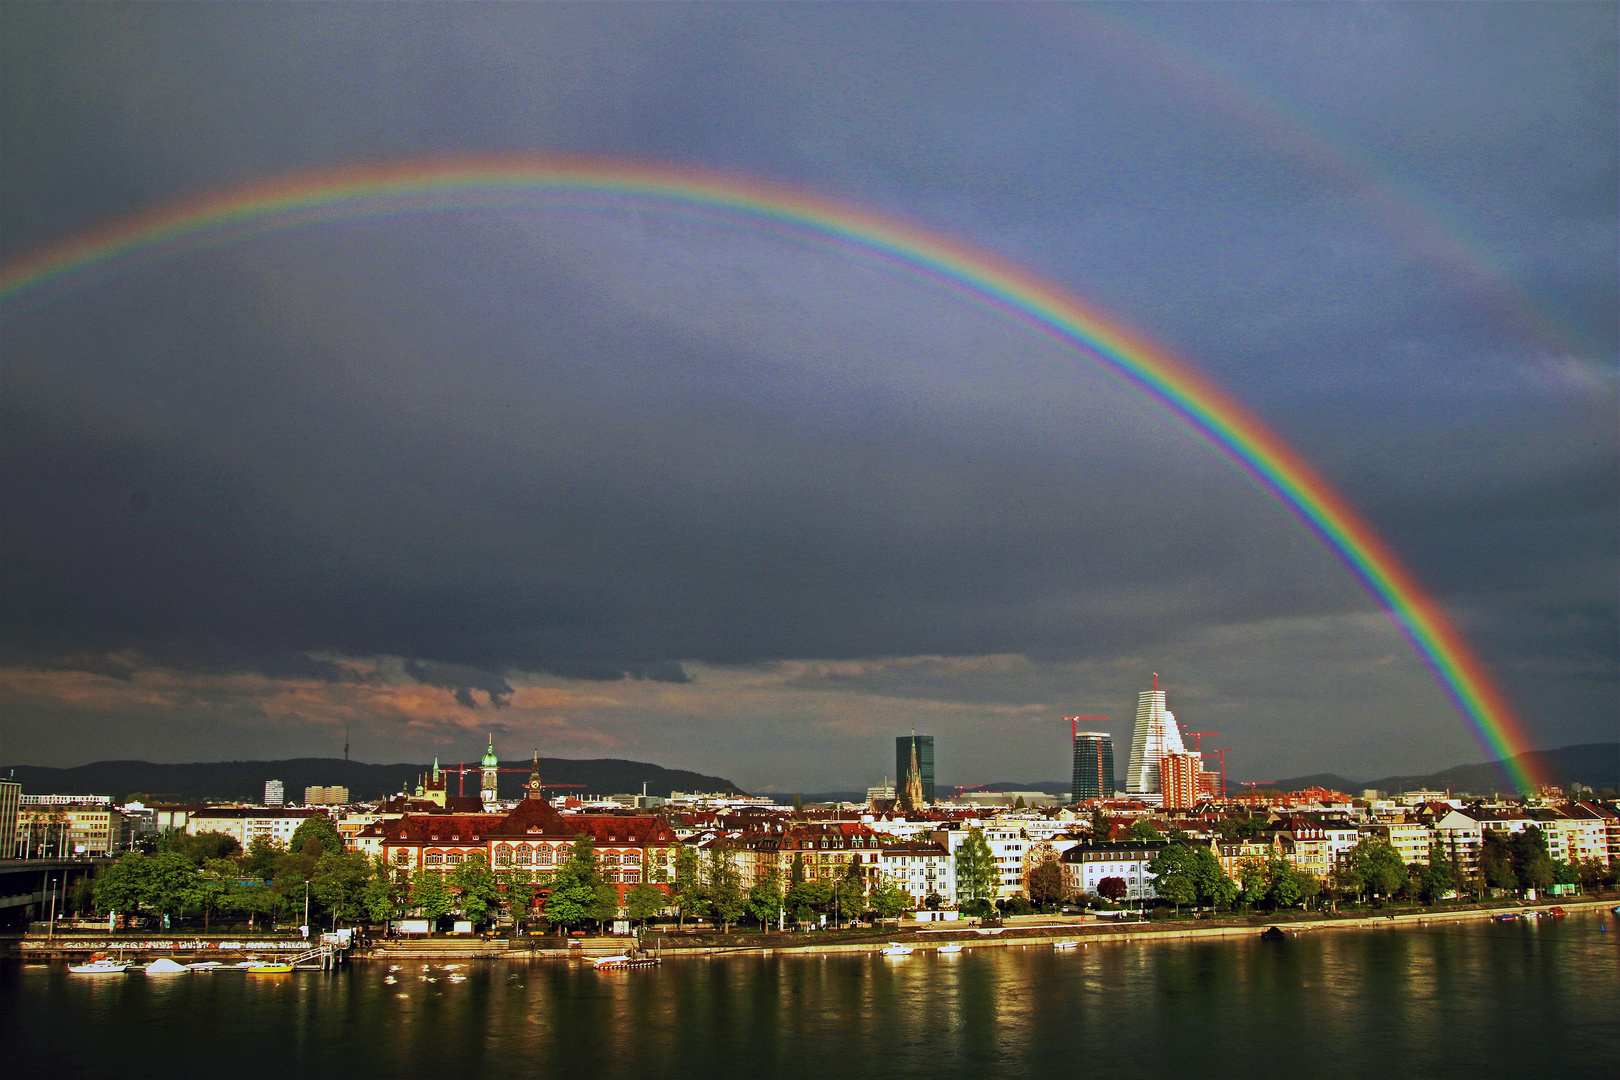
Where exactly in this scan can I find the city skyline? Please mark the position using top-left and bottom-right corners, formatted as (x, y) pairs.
(1, 5), (1614, 792)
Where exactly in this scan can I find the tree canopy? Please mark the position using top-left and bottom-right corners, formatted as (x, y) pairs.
(955, 828), (998, 904)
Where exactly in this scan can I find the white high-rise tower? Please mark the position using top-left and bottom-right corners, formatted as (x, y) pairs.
(1125, 674), (1186, 805)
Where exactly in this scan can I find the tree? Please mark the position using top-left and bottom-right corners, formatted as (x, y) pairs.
(241, 836), (285, 881)
(1238, 859), (1271, 909)
(704, 849), (747, 932)
(1148, 845), (1200, 913)
(1013, 796), (1027, 810)
(1129, 819), (1164, 843)
(590, 881), (621, 928)
(673, 846), (706, 929)
(1265, 857), (1302, 908)
(288, 814), (343, 858)
(626, 882), (666, 927)
(1028, 862), (1066, 910)
(191, 859), (238, 930)
(869, 879), (910, 921)
(792, 794), (804, 812)
(544, 837), (605, 934)
(1089, 806), (1112, 841)
(833, 857), (866, 928)
(955, 828), (998, 905)
(410, 870), (455, 921)
(448, 852), (499, 926)
(311, 848), (374, 926)
(1340, 837), (1405, 902)
(163, 830), (242, 866)
(788, 853), (806, 887)
(1096, 876), (1127, 902)
(362, 855), (402, 925)
(1479, 832), (1517, 892)
(745, 868), (783, 929)
(147, 852), (197, 918)
(1510, 827), (1554, 894)
(785, 879), (833, 926)
(96, 853), (151, 919)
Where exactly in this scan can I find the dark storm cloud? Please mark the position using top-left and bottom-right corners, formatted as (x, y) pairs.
(402, 661), (514, 709)
(0, 4), (1612, 775)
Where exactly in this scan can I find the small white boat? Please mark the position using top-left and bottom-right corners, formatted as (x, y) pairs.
(1053, 941), (1079, 950)
(879, 942), (913, 956)
(69, 958), (130, 974)
(936, 943), (964, 954)
(187, 961), (224, 971)
(144, 958), (189, 974)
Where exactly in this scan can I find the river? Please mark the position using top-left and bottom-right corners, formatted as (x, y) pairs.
(5, 915), (1617, 1078)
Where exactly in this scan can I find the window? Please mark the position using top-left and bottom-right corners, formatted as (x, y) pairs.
(517, 846), (533, 865)
(536, 848), (554, 866)
(495, 845), (512, 866)
(448, 852), (464, 865)
(426, 853), (442, 866)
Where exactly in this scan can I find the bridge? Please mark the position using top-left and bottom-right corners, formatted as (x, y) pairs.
(0, 858), (113, 930)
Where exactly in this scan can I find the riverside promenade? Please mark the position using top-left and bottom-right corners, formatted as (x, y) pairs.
(630, 896), (1619, 960)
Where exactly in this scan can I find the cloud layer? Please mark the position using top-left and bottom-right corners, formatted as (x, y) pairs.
(1, 4), (1613, 784)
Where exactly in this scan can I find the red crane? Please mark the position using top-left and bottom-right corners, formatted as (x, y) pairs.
(1184, 730), (1220, 753)
(1064, 715), (1109, 738)
(1210, 748), (1233, 799)
(441, 763), (587, 799)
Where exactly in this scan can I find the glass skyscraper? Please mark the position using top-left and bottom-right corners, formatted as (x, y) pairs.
(895, 735), (935, 804)
(1070, 731), (1115, 802)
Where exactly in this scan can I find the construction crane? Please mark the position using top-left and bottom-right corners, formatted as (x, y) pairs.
(1065, 715), (1109, 738)
(1239, 780), (1277, 798)
(1210, 748), (1233, 799)
(440, 763), (587, 799)
(953, 783), (989, 798)
(1184, 730), (1220, 753)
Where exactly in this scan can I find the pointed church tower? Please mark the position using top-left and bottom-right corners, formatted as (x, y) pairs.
(481, 734), (500, 812)
(899, 734), (925, 814)
(526, 749), (545, 801)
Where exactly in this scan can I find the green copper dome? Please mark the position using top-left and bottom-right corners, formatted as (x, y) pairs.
(482, 735), (498, 768)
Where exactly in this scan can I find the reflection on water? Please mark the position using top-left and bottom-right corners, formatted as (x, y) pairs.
(5, 918), (1616, 1079)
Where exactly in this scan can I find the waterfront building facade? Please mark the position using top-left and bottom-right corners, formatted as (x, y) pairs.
(17, 796), (127, 857)
(879, 841), (955, 906)
(185, 806), (325, 848)
(1061, 840), (1168, 902)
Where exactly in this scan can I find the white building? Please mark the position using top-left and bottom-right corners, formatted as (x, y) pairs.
(1061, 841), (1167, 902)
(264, 780), (285, 806)
(1124, 680), (1186, 805)
(931, 824), (1030, 897)
(187, 807), (324, 848)
(879, 841), (956, 906)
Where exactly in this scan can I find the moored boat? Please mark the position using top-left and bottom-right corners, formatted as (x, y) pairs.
(70, 957), (130, 975)
(144, 958), (189, 974)
(879, 942), (913, 956)
(935, 943), (964, 954)
(246, 961), (296, 974)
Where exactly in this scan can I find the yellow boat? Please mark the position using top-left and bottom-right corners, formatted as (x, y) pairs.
(246, 961), (295, 974)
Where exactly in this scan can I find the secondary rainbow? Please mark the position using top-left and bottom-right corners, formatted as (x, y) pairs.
(0, 154), (1542, 790)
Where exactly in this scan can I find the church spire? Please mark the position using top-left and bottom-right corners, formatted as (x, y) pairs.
(527, 748), (545, 801)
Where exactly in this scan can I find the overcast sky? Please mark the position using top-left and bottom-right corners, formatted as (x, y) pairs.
(2, 3), (1614, 791)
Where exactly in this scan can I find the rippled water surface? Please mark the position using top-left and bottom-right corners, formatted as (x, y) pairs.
(6, 916), (1617, 1078)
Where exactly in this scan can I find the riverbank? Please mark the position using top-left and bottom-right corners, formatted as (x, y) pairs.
(627, 895), (1620, 960)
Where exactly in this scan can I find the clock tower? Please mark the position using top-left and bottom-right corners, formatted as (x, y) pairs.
(481, 735), (500, 812)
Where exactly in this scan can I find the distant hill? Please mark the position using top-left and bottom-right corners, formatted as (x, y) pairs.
(1267, 743), (1618, 796)
(0, 757), (746, 803)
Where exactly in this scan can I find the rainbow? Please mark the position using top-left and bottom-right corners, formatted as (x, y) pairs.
(0, 154), (1542, 791)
